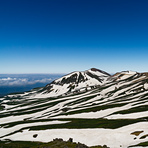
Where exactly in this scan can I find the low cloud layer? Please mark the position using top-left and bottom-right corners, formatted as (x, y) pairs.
(0, 77), (52, 86)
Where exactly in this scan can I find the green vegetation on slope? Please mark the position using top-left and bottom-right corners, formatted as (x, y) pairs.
(0, 139), (109, 148)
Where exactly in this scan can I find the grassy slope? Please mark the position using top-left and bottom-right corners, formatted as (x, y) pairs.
(0, 139), (108, 148)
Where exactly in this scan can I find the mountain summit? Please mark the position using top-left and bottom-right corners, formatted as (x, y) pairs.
(39, 68), (110, 97)
(1, 68), (148, 148)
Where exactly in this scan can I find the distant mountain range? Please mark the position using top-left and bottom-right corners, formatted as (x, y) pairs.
(0, 68), (148, 148)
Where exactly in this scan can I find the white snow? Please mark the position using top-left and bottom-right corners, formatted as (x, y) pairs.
(121, 71), (137, 75)
(1, 69), (148, 148)
(2, 122), (148, 148)
(105, 110), (148, 119)
(0, 120), (70, 137)
(51, 104), (132, 119)
(34, 69), (110, 98)
(144, 83), (148, 90)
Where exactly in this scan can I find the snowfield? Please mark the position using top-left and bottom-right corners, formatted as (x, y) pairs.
(2, 122), (148, 148)
(0, 68), (148, 147)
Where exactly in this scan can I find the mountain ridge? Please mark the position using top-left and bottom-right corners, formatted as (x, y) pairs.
(38, 68), (110, 97)
(0, 68), (148, 148)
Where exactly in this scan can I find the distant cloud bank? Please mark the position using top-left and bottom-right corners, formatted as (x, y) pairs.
(0, 77), (52, 86)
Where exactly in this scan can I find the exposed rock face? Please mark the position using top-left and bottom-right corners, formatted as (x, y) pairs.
(40, 68), (110, 97)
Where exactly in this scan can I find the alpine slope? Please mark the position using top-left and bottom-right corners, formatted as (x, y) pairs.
(0, 68), (148, 148)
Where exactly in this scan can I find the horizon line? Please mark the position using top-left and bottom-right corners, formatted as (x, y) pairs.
(0, 73), (66, 74)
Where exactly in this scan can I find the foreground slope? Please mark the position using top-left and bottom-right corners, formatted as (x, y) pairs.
(0, 68), (148, 148)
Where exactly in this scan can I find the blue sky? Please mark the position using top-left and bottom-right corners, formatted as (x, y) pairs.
(0, 0), (148, 74)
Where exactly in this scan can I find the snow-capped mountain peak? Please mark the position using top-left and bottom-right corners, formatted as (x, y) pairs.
(38, 68), (110, 97)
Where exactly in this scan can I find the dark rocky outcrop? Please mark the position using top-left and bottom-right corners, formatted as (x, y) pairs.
(33, 134), (38, 138)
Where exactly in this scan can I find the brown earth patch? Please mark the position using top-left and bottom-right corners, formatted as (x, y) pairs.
(131, 131), (144, 136)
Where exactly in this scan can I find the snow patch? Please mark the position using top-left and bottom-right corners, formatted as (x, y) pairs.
(2, 122), (148, 148)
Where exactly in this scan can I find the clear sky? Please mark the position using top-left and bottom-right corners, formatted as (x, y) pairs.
(0, 0), (148, 74)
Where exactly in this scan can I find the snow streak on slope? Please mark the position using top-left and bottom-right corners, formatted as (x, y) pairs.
(36, 68), (110, 97)
(0, 69), (148, 148)
(2, 122), (148, 148)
